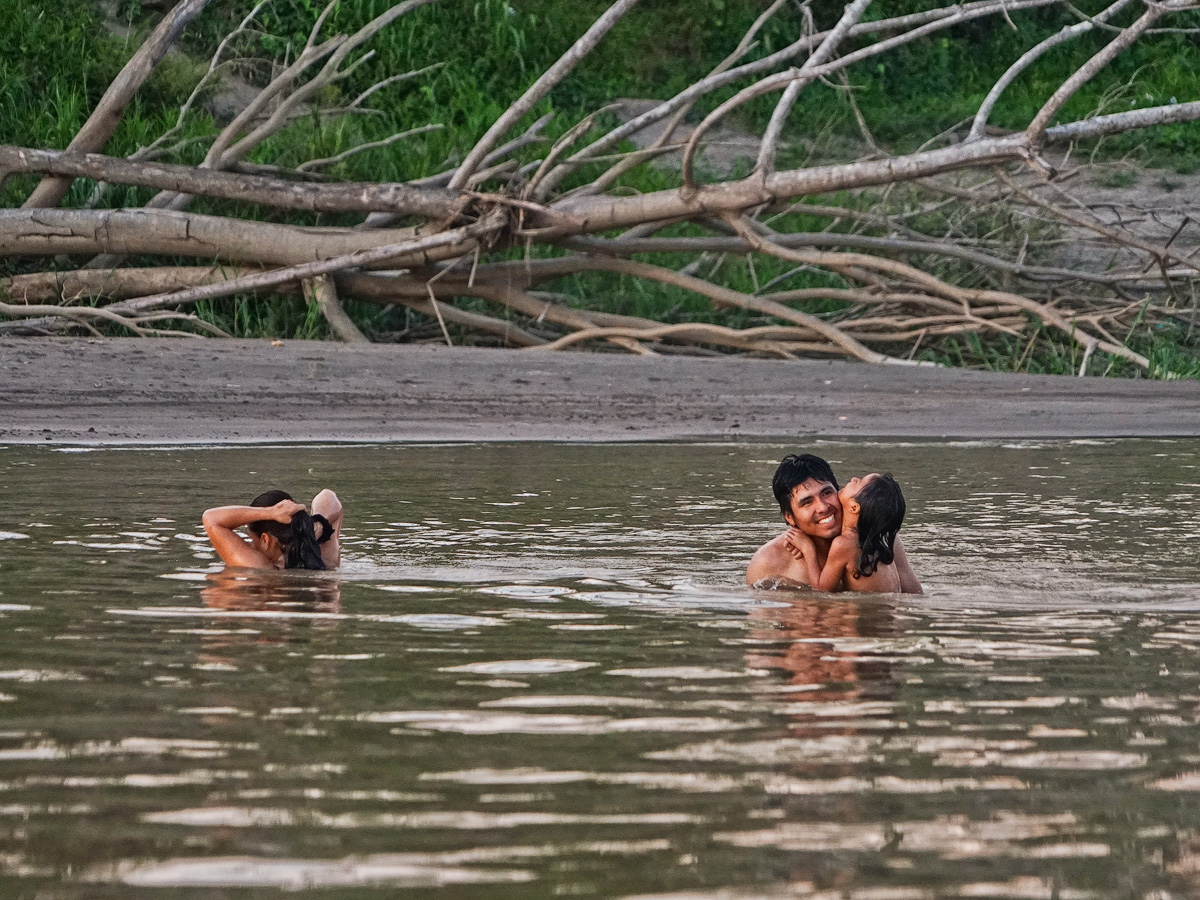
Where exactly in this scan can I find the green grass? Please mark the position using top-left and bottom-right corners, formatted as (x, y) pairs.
(916, 317), (1200, 379)
(3, 0), (1199, 376)
(1172, 154), (1200, 176)
(10, 0), (1200, 178)
(1094, 167), (1139, 189)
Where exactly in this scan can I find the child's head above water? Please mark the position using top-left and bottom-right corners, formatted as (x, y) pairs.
(840, 473), (906, 577)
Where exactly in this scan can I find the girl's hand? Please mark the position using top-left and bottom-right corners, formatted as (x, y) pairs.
(785, 528), (814, 561)
(269, 499), (306, 523)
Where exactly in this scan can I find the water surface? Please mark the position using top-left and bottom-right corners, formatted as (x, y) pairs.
(2, 440), (1200, 898)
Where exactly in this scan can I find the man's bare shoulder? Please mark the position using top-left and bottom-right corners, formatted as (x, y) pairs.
(746, 533), (807, 587)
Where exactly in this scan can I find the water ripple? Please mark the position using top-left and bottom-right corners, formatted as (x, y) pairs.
(141, 807), (705, 828)
(86, 855), (534, 889)
(439, 660), (597, 675)
(361, 711), (745, 735)
(605, 667), (759, 680)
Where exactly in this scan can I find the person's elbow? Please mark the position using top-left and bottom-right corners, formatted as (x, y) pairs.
(201, 507), (238, 542)
(313, 489), (342, 516)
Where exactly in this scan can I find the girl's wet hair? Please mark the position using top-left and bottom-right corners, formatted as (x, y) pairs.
(854, 474), (906, 578)
(247, 490), (329, 571)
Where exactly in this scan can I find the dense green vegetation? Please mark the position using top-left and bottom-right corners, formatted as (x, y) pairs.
(2, 0), (1198, 376)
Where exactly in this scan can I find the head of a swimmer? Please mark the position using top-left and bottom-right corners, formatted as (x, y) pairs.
(841, 472), (906, 577)
(247, 490), (327, 571)
(772, 453), (842, 541)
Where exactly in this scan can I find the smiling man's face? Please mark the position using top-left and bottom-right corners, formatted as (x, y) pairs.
(784, 478), (843, 540)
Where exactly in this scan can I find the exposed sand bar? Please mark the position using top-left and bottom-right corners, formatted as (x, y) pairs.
(1, 337), (1198, 444)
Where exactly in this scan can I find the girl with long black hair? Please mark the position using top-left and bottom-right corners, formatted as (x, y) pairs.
(786, 473), (916, 593)
(202, 489), (343, 570)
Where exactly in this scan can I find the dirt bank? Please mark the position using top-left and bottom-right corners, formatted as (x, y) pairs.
(1, 338), (1197, 444)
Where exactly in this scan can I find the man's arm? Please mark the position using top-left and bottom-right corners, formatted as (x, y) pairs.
(893, 536), (923, 594)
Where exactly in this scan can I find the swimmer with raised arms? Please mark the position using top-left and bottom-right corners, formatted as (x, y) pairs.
(202, 489), (342, 570)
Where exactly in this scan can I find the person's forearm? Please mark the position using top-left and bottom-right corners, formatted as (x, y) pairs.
(202, 504), (275, 568)
(817, 541), (852, 592)
(312, 489), (342, 526)
(817, 561), (843, 592)
(202, 505), (269, 531)
(800, 553), (822, 589)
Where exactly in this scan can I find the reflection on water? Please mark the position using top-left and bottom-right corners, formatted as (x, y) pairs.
(2, 440), (1200, 897)
(748, 595), (897, 708)
(201, 571), (343, 612)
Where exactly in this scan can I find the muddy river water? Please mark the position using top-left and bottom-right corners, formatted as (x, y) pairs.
(3, 440), (1200, 898)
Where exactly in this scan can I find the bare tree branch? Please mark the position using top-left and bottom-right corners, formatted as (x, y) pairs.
(21, 0), (213, 209)
(1039, 98), (1200, 141)
(449, 0), (643, 190)
(296, 124), (445, 173)
(304, 274), (369, 342)
(0, 145), (463, 218)
(0, 208), (438, 265)
(536, 0), (1063, 198)
(101, 210), (505, 319)
(135, 0), (273, 165)
(1025, 1), (1183, 147)
(968, 0), (1137, 141)
(756, 0), (874, 175)
(730, 214), (1150, 370)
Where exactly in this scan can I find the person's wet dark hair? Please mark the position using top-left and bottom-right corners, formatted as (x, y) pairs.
(854, 473), (905, 578)
(772, 454), (840, 516)
(247, 490), (329, 571)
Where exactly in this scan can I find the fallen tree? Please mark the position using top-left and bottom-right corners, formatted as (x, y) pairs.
(2, 0), (1199, 373)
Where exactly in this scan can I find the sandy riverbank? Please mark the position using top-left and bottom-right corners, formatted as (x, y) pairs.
(1, 337), (1198, 444)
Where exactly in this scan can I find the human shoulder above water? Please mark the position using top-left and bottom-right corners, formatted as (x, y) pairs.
(746, 454), (921, 594)
(202, 488), (343, 570)
(746, 454), (843, 588)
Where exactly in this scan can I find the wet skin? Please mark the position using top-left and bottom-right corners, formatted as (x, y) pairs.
(745, 478), (843, 587)
(784, 477), (843, 540)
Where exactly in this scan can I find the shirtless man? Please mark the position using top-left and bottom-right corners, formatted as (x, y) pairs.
(746, 454), (921, 592)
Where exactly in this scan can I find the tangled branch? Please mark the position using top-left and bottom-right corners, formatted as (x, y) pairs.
(3, 0), (1199, 376)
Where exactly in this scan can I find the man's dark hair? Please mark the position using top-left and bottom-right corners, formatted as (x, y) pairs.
(854, 473), (905, 578)
(247, 490), (329, 571)
(771, 454), (840, 516)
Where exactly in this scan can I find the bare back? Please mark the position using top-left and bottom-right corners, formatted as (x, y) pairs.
(825, 535), (902, 593)
(846, 560), (902, 593)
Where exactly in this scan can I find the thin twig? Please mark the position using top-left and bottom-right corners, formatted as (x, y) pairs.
(450, 0), (643, 190)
